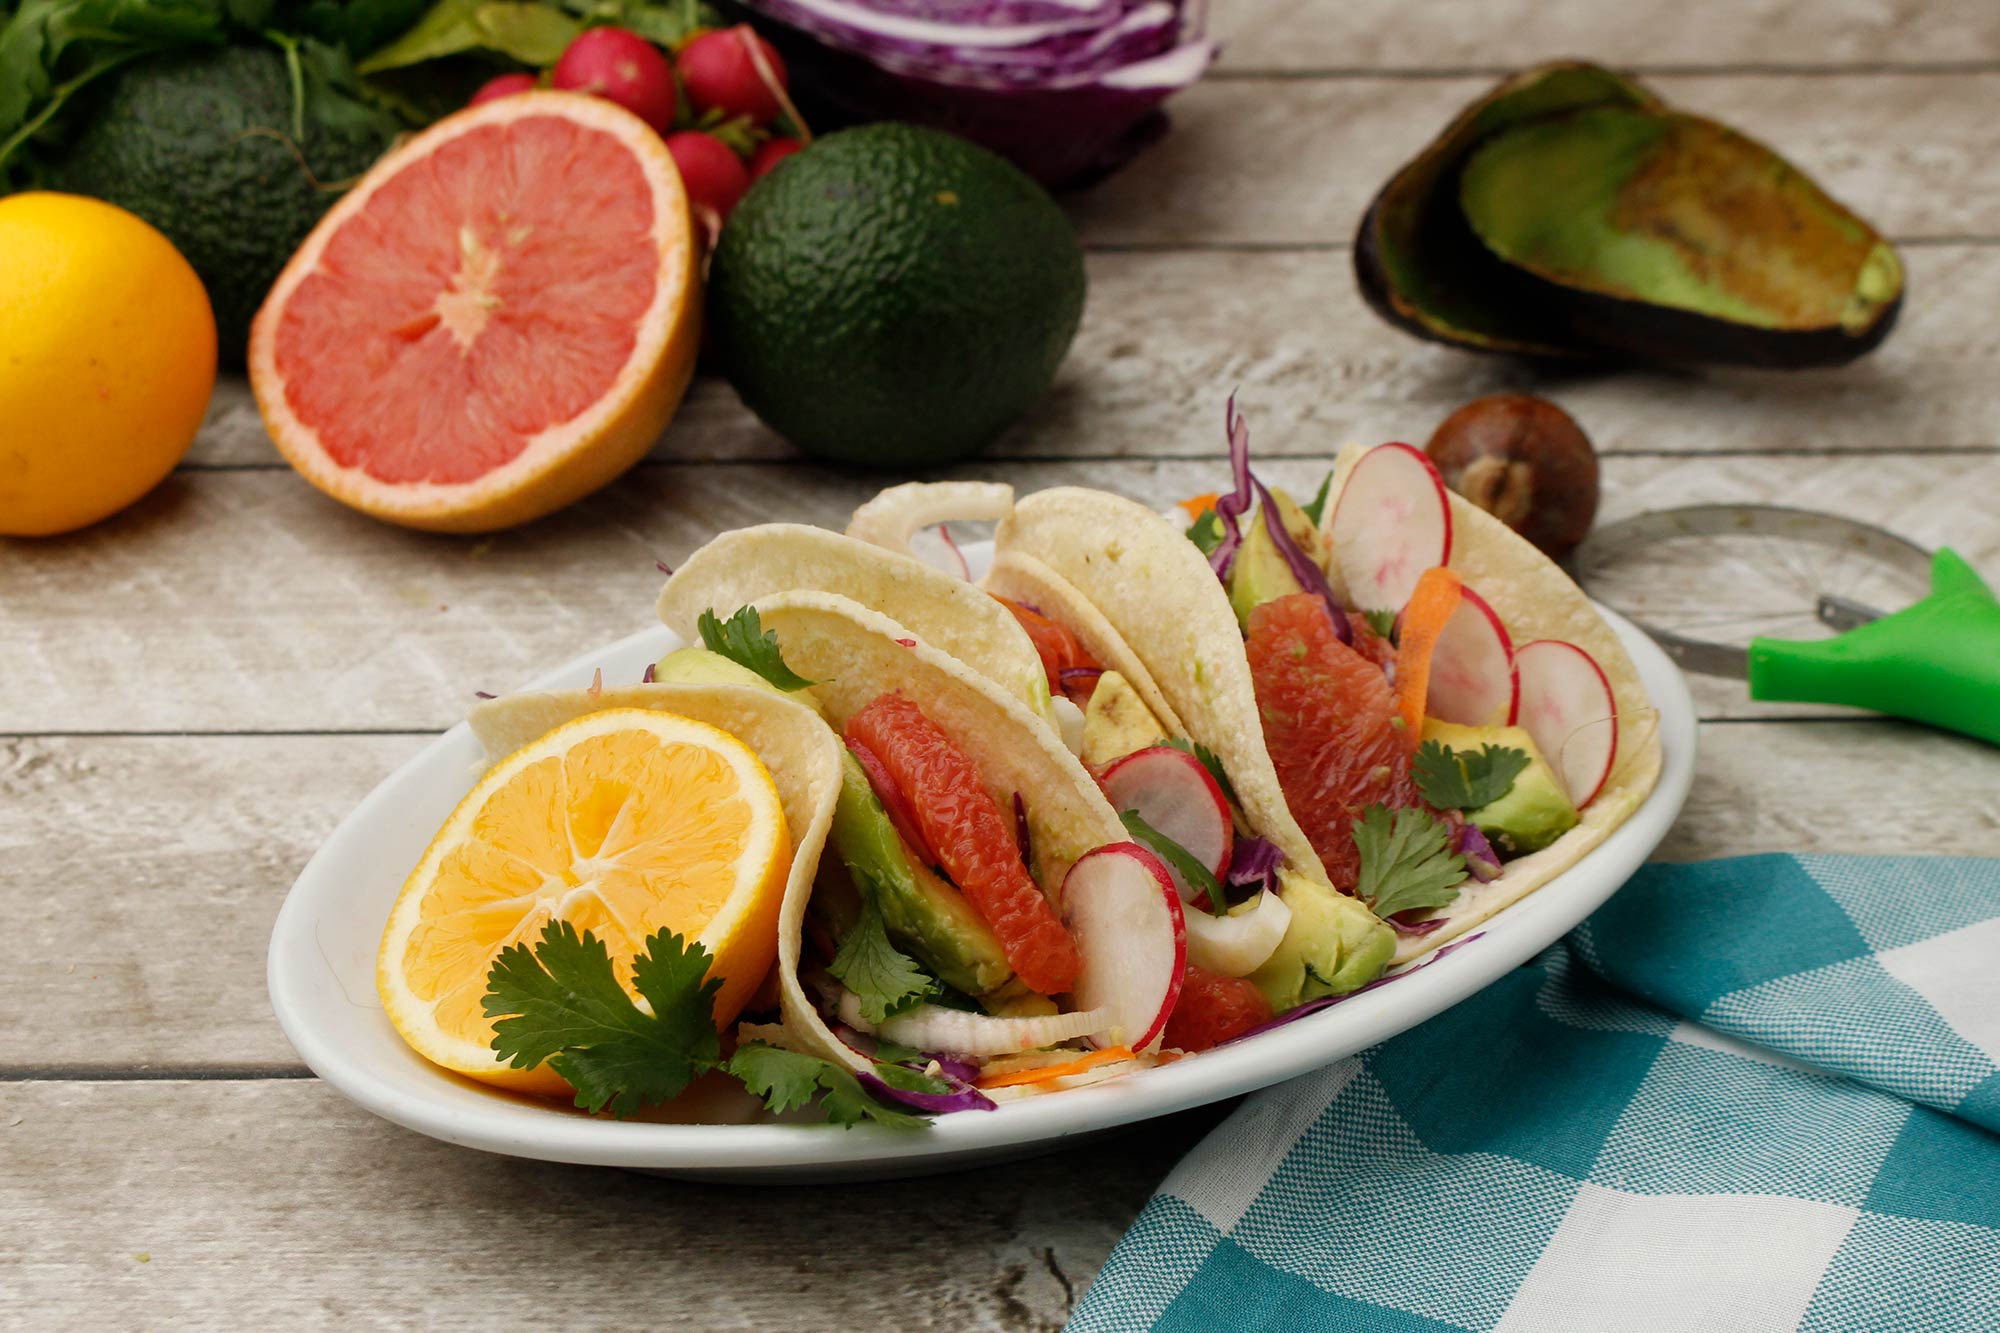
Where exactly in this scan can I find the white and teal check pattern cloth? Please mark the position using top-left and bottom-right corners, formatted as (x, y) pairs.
(1072, 855), (2000, 1332)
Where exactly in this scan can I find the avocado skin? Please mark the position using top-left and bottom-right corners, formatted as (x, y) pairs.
(830, 752), (1013, 996)
(1248, 869), (1395, 1013)
(707, 123), (1086, 468)
(49, 45), (393, 366)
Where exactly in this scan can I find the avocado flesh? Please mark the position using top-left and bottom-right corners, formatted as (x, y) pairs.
(1353, 61), (1661, 355)
(652, 647), (826, 716)
(1079, 670), (1168, 768)
(1248, 869), (1396, 1012)
(1226, 489), (1320, 630)
(1422, 720), (1580, 856)
(830, 752), (1013, 996)
(1459, 106), (1901, 365)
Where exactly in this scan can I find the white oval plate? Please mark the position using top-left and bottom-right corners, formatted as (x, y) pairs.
(269, 545), (1695, 1182)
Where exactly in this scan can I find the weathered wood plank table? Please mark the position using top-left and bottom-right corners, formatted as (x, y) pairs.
(6, 1), (1998, 1324)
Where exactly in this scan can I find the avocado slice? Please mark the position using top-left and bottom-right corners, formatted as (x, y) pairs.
(1080, 670), (1169, 767)
(1226, 488), (1323, 629)
(829, 752), (1013, 996)
(1248, 869), (1396, 1012)
(1354, 61), (1661, 357)
(1458, 107), (1902, 367)
(1422, 719), (1580, 855)
(651, 646), (826, 715)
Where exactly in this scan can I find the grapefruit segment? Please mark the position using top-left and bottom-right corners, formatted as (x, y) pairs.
(251, 92), (701, 532)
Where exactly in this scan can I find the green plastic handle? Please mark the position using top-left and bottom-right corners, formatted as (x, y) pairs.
(1748, 548), (2000, 746)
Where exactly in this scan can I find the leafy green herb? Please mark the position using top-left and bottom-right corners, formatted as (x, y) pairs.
(1122, 809), (1227, 915)
(1163, 736), (1239, 808)
(1362, 609), (1398, 640)
(1411, 741), (1531, 811)
(698, 606), (819, 691)
(827, 903), (937, 1024)
(1185, 507), (1224, 557)
(1300, 471), (1334, 526)
(485, 922), (928, 1128)
(1352, 804), (1467, 920)
(726, 1043), (927, 1130)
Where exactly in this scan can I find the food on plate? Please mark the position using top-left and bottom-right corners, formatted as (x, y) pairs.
(725, 0), (1215, 188)
(0, 192), (216, 536)
(706, 123), (1086, 467)
(248, 92), (702, 532)
(1425, 394), (1599, 560)
(1355, 60), (1901, 367)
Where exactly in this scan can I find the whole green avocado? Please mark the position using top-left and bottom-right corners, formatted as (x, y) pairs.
(706, 123), (1087, 468)
(50, 44), (396, 366)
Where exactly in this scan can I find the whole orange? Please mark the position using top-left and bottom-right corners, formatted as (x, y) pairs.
(0, 192), (217, 536)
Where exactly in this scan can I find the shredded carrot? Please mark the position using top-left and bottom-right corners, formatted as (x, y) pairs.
(1392, 567), (1463, 741)
(977, 1045), (1135, 1090)
(1178, 492), (1221, 521)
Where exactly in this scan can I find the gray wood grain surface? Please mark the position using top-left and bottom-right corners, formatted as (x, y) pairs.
(6, 0), (1999, 1326)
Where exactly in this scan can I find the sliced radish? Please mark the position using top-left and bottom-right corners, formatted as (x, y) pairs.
(1183, 890), (1292, 977)
(1097, 746), (1233, 895)
(1426, 583), (1518, 727)
(1061, 844), (1187, 1051)
(1513, 639), (1618, 807)
(1329, 442), (1453, 612)
(906, 523), (971, 580)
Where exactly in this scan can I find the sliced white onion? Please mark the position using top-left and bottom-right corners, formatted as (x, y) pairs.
(1050, 694), (1087, 755)
(838, 992), (1107, 1056)
(1183, 891), (1291, 976)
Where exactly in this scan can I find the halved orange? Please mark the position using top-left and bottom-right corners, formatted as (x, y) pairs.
(249, 92), (701, 532)
(378, 708), (790, 1094)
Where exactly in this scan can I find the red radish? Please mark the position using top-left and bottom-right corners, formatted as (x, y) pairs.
(1097, 746), (1233, 897)
(664, 130), (752, 237)
(469, 72), (536, 105)
(1061, 844), (1186, 1051)
(1426, 583), (1519, 727)
(749, 136), (805, 179)
(1328, 442), (1453, 613)
(1183, 889), (1291, 977)
(677, 25), (789, 124)
(551, 27), (676, 133)
(846, 739), (938, 867)
(1512, 639), (1618, 807)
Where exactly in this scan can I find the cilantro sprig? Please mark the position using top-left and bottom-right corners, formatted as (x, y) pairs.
(484, 921), (925, 1129)
(1186, 508), (1225, 557)
(1122, 809), (1228, 915)
(1352, 804), (1468, 920)
(1163, 736), (1239, 808)
(827, 903), (937, 1024)
(698, 606), (819, 691)
(1300, 471), (1334, 526)
(1411, 741), (1531, 811)
(1361, 609), (1399, 641)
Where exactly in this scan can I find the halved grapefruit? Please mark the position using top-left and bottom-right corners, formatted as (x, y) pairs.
(249, 92), (701, 532)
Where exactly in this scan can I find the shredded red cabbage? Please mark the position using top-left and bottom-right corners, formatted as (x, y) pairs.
(837, 1024), (982, 1084)
(474, 690), (496, 699)
(1233, 932), (1487, 1041)
(858, 1069), (998, 1114)
(641, 663), (657, 684)
(1226, 837), (1283, 894)
(1251, 475), (1351, 644)
(1013, 790), (1033, 870)
(1058, 665), (1105, 687)
(656, 560), (673, 575)
(1206, 392), (1255, 578)
(1455, 822), (1502, 883)
(1388, 912), (1447, 938)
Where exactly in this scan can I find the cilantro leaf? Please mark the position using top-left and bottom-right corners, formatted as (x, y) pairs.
(1362, 608), (1398, 640)
(1300, 471), (1334, 526)
(1163, 736), (1239, 808)
(726, 1043), (927, 1130)
(1411, 741), (1532, 811)
(827, 903), (937, 1024)
(1185, 508), (1224, 557)
(1122, 809), (1228, 915)
(484, 921), (721, 1119)
(697, 606), (818, 691)
(1352, 804), (1468, 920)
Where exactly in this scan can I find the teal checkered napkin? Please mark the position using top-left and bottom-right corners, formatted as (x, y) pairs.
(1071, 855), (2000, 1332)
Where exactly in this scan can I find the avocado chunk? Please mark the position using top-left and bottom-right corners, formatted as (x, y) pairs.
(829, 752), (1013, 995)
(1226, 488), (1326, 628)
(1459, 107), (1901, 367)
(1248, 869), (1396, 1012)
(1080, 670), (1169, 767)
(1422, 719), (1579, 855)
(651, 647), (825, 716)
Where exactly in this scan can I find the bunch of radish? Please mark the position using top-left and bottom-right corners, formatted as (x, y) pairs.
(470, 23), (806, 241)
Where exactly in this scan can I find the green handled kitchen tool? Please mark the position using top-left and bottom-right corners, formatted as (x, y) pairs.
(1572, 504), (2000, 746)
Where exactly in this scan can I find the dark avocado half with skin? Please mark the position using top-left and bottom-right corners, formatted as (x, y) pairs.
(1457, 106), (1903, 368)
(1352, 61), (1660, 357)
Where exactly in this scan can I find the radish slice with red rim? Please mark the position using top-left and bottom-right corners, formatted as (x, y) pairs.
(1328, 442), (1453, 613)
(1426, 583), (1518, 727)
(1061, 844), (1187, 1051)
(1512, 639), (1618, 807)
(1097, 745), (1233, 893)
